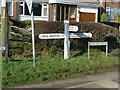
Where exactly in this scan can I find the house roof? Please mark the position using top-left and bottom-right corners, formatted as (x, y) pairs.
(63, 1), (100, 7)
(33, 0), (49, 3)
(65, 0), (100, 3)
(32, 0), (100, 4)
(30, 0), (100, 7)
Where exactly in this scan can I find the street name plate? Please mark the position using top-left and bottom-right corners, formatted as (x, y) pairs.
(39, 33), (65, 39)
(88, 42), (107, 46)
(88, 42), (108, 59)
(69, 25), (78, 32)
(0, 46), (5, 50)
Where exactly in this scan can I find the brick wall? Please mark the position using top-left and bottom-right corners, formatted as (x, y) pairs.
(10, 0), (19, 21)
(102, 2), (119, 8)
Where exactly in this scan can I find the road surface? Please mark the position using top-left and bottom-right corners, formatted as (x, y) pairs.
(16, 71), (119, 89)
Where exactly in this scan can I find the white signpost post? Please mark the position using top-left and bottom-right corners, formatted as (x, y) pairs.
(39, 20), (92, 59)
(26, 0), (36, 66)
(88, 42), (108, 59)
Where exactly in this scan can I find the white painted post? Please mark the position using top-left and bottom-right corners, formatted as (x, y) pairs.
(31, 11), (36, 66)
(106, 42), (108, 57)
(64, 20), (70, 59)
(26, 0), (36, 66)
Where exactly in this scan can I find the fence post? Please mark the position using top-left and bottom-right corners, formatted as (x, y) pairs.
(64, 20), (70, 59)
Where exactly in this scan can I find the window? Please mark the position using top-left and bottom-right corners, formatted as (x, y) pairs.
(42, 4), (48, 16)
(25, 2), (30, 15)
(7, 1), (13, 16)
(19, 2), (48, 16)
(43, 8), (47, 16)
(33, 3), (42, 16)
(70, 7), (75, 18)
(19, 2), (24, 15)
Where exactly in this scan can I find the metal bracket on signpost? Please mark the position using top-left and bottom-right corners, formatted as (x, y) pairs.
(64, 20), (70, 59)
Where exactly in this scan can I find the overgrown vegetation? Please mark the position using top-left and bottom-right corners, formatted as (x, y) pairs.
(115, 16), (120, 23)
(2, 49), (118, 87)
(9, 21), (119, 58)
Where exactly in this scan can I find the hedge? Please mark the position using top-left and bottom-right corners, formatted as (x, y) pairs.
(9, 21), (119, 57)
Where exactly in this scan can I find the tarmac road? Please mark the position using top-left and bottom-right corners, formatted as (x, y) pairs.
(16, 71), (119, 89)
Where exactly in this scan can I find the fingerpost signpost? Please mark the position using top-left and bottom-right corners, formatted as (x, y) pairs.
(39, 20), (92, 59)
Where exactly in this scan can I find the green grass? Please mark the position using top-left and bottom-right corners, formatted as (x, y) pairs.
(2, 49), (118, 87)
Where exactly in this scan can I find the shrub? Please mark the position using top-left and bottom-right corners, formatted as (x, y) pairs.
(114, 16), (120, 23)
(101, 12), (107, 22)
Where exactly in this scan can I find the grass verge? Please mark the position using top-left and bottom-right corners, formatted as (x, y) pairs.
(2, 49), (118, 87)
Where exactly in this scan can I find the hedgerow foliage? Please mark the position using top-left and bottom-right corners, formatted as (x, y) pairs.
(9, 21), (118, 57)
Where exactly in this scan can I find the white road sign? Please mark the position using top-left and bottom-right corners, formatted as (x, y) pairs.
(88, 42), (108, 59)
(88, 42), (107, 46)
(0, 46), (5, 50)
(39, 33), (92, 39)
(69, 25), (78, 32)
(39, 33), (65, 39)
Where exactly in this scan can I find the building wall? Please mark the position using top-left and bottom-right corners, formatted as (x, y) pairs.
(10, 0), (19, 21)
(102, 2), (119, 8)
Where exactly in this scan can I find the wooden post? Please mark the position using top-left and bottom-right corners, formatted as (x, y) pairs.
(55, 4), (57, 21)
(1, 0), (9, 63)
(68, 6), (71, 21)
(64, 6), (66, 20)
(75, 6), (77, 22)
(60, 5), (62, 21)
(0, 0), (6, 88)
